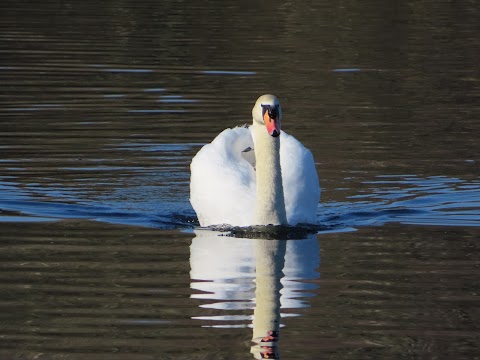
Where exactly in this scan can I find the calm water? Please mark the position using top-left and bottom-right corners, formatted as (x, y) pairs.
(1, 0), (479, 359)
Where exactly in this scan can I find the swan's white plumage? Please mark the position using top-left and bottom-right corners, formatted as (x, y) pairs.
(190, 126), (320, 227)
(279, 130), (320, 225)
(190, 127), (256, 226)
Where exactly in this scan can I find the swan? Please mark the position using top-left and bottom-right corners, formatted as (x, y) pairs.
(190, 94), (320, 227)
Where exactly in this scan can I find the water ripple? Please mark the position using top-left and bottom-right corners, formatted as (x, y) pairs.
(320, 175), (480, 228)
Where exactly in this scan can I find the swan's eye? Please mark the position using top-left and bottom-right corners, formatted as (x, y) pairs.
(268, 107), (278, 119)
(261, 104), (279, 119)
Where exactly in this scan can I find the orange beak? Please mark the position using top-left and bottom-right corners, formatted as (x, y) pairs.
(263, 111), (281, 137)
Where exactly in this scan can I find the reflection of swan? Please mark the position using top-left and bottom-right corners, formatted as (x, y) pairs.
(190, 94), (320, 227)
(189, 230), (320, 320)
(190, 231), (319, 359)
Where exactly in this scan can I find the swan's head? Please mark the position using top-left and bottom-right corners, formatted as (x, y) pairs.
(252, 94), (282, 137)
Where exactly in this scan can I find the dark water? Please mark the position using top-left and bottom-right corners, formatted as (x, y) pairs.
(1, 0), (479, 359)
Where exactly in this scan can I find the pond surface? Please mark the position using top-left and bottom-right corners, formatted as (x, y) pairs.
(0, 0), (479, 359)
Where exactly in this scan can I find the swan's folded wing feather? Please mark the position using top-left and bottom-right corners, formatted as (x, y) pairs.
(190, 127), (256, 227)
(241, 146), (256, 170)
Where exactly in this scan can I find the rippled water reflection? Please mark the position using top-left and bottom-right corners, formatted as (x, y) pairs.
(1, 0), (479, 359)
(2, 171), (478, 230)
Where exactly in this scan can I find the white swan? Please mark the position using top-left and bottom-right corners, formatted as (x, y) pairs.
(190, 94), (320, 227)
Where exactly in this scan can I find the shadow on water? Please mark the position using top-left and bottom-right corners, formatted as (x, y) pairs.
(190, 229), (320, 359)
(205, 224), (331, 240)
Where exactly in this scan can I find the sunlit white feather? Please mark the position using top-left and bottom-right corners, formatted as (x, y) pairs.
(190, 126), (320, 226)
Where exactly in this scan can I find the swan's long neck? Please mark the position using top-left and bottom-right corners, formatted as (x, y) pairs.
(252, 124), (287, 225)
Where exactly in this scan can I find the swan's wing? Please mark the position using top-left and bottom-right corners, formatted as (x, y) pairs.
(280, 131), (321, 225)
(190, 127), (256, 227)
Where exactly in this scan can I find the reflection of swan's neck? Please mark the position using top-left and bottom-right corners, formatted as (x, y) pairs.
(251, 239), (286, 359)
(252, 240), (286, 340)
(252, 124), (287, 225)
